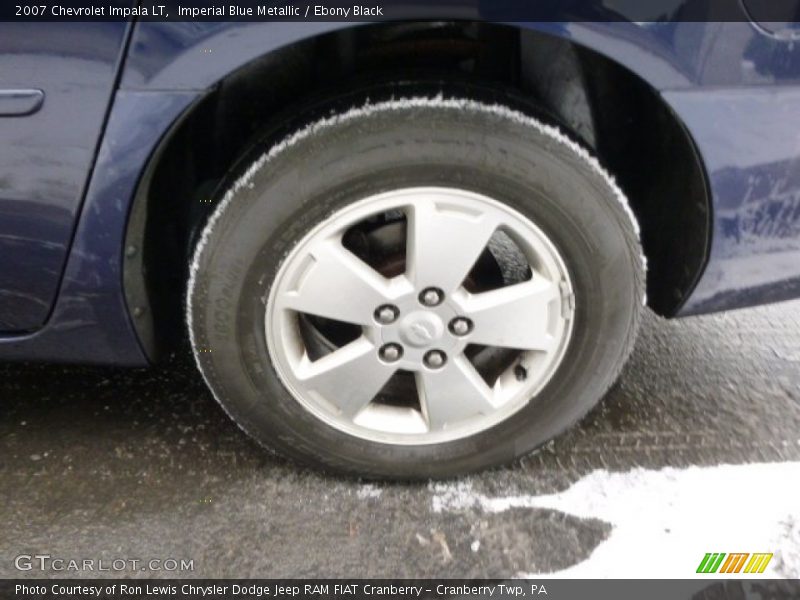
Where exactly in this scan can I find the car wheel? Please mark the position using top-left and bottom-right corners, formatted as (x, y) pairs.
(187, 96), (645, 478)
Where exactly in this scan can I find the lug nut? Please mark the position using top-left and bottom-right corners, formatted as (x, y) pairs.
(379, 343), (403, 363)
(420, 287), (444, 307)
(424, 350), (447, 369)
(449, 317), (473, 337)
(374, 304), (399, 325)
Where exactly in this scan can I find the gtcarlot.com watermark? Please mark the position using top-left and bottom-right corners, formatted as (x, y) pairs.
(14, 554), (194, 573)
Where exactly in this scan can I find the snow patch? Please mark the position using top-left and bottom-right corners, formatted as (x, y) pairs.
(430, 479), (546, 514)
(431, 462), (800, 578)
(773, 516), (800, 578)
(356, 484), (383, 500)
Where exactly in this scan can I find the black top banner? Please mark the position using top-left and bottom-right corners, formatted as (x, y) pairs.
(3, 0), (800, 23)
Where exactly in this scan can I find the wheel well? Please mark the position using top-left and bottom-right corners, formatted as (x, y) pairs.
(125, 21), (711, 360)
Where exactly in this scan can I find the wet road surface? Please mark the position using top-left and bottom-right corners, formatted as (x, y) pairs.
(1, 300), (799, 578)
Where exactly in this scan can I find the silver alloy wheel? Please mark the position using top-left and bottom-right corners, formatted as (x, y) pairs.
(266, 187), (575, 445)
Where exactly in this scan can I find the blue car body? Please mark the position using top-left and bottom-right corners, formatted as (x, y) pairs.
(1, 9), (799, 366)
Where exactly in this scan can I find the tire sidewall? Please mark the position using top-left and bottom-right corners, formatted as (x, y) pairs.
(189, 100), (643, 478)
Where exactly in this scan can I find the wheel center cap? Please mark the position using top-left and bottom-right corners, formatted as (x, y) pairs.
(399, 311), (444, 348)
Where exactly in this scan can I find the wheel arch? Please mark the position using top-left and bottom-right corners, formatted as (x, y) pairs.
(122, 21), (712, 361)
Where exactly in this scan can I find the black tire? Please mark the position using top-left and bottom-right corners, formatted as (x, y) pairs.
(187, 96), (645, 479)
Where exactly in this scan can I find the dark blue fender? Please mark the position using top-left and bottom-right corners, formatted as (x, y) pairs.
(1, 17), (799, 365)
(0, 20), (133, 332)
(665, 87), (800, 313)
(0, 91), (198, 364)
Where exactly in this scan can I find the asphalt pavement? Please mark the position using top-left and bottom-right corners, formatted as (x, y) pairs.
(1, 300), (799, 579)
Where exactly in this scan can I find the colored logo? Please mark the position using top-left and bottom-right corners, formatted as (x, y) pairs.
(696, 553), (773, 574)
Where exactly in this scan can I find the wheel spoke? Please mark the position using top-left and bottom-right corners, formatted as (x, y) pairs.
(297, 338), (397, 418)
(407, 196), (500, 293)
(416, 356), (495, 431)
(455, 276), (561, 351)
(277, 239), (394, 326)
